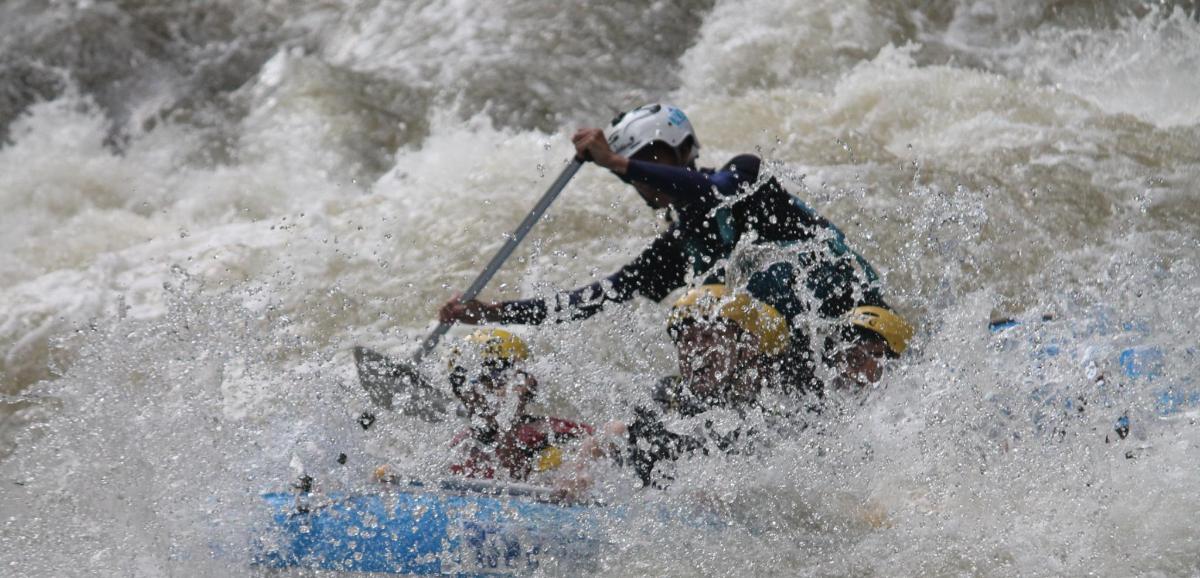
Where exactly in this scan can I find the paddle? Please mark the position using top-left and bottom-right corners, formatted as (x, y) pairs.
(355, 157), (585, 421)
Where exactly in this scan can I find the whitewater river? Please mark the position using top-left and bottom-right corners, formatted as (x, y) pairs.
(1, 1), (1198, 576)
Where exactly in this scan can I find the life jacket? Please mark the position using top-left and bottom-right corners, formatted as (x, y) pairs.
(675, 157), (886, 325)
(449, 417), (593, 481)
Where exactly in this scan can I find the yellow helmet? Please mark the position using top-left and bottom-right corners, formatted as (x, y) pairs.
(449, 328), (531, 371)
(667, 285), (790, 356)
(846, 306), (914, 355)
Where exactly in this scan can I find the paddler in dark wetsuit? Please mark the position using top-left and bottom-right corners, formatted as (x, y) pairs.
(555, 284), (914, 496)
(438, 103), (909, 393)
(375, 329), (592, 483)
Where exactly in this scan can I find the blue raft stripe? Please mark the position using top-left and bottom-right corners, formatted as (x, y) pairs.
(1119, 347), (1165, 381)
(253, 479), (731, 575)
(988, 317), (1200, 419)
(254, 488), (607, 575)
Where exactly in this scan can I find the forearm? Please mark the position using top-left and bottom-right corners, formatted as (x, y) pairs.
(488, 298), (549, 325)
(599, 154), (629, 175)
(494, 273), (640, 325)
(477, 231), (681, 326)
(486, 289), (608, 325)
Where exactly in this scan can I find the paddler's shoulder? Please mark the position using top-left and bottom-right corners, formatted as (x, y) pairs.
(714, 154), (762, 182)
(699, 154), (767, 197)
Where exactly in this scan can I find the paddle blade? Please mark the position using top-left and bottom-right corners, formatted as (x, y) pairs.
(353, 346), (450, 421)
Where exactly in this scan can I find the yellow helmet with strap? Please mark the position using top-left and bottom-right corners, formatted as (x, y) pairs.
(846, 306), (914, 355)
(667, 284), (790, 356)
(449, 328), (530, 371)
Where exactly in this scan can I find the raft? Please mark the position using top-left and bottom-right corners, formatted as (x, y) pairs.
(988, 315), (1197, 428)
(253, 479), (608, 575)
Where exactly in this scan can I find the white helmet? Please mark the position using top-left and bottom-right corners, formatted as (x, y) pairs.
(604, 103), (699, 163)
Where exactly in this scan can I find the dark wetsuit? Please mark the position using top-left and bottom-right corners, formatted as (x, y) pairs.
(495, 155), (887, 337)
(622, 376), (770, 488)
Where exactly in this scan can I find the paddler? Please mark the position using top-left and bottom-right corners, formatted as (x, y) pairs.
(621, 285), (791, 488)
(557, 284), (912, 494)
(376, 329), (592, 483)
(437, 103), (908, 393)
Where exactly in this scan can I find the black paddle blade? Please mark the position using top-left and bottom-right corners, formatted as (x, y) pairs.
(353, 346), (450, 422)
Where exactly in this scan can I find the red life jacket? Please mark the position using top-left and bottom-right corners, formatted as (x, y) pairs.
(449, 417), (593, 481)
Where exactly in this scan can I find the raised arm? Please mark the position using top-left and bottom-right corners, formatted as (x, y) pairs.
(573, 126), (759, 208)
(622, 154), (762, 207)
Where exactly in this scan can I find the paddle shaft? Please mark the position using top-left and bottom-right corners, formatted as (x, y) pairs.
(412, 158), (584, 362)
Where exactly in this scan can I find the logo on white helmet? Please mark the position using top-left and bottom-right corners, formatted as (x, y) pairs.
(666, 107), (687, 127)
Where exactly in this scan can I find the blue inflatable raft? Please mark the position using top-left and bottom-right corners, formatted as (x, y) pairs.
(988, 315), (1198, 434)
(253, 479), (609, 575)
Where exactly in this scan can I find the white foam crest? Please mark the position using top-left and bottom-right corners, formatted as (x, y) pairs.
(0, 84), (359, 393)
(926, 3), (1200, 128)
(0, 96), (175, 286)
(310, 0), (710, 129)
(237, 47), (432, 178)
(679, 0), (898, 95)
(1016, 7), (1200, 128)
